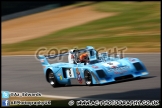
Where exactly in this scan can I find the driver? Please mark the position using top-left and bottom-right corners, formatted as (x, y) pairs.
(79, 53), (89, 64)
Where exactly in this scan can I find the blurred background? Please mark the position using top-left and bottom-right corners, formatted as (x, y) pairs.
(1, 1), (76, 19)
(1, 1), (160, 55)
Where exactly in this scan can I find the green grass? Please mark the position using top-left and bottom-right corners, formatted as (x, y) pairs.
(2, 1), (160, 54)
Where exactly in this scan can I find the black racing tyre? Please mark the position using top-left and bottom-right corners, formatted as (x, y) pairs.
(84, 70), (93, 86)
(48, 71), (58, 88)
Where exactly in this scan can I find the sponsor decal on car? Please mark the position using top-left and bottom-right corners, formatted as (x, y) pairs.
(57, 74), (63, 80)
(114, 70), (127, 74)
(107, 62), (113, 65)
(103, 61), (120, 68)
(76, 68), (82, 84)
(60, 75), (62, 80)
(129, 58), (136, 62)
(108, 65), (129, 72)
(92, 65), (98, 69)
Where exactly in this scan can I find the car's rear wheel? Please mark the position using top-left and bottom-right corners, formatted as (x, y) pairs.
(48, 71), (58, 88)
(84, 70), (93, 86)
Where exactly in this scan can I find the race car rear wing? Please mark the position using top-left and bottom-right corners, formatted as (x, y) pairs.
(44, 52), (69, 59)
(38, 55), (50, 66)
(38, 52), (70, 66)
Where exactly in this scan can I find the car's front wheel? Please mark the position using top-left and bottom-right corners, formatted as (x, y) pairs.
(84, 70), (93, 86)
(48, 71), (58, 88)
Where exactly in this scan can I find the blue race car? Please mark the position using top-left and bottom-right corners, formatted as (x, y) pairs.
(38, 46), (149, 88)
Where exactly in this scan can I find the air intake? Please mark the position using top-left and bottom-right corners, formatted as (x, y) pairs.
(133, 62), (143, 71)
(96, 70), (106, 78)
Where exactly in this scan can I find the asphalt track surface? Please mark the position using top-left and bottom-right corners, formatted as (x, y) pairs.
(2, 54), (161, 100)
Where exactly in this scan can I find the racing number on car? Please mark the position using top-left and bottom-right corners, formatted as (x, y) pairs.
(69, 70), (72, 77)
(67, 68), (74, 78)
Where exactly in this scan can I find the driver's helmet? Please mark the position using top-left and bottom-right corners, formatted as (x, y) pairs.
(79, 53), (88, 62)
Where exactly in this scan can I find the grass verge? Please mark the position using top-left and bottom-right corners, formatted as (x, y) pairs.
(2, 1), (160, 55)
